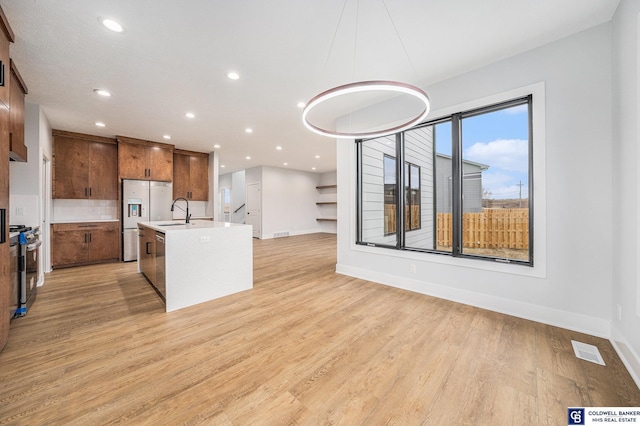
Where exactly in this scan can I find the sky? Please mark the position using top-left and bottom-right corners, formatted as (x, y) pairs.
(435, 104), (529, 200)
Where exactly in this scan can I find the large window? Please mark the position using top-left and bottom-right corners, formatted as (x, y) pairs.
(357, 96), (532, 265)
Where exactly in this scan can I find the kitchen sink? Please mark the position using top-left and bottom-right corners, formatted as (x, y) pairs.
(157, 223), (186, 226)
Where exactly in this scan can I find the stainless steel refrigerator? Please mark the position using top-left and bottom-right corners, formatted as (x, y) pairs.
(122, 180), (173, 261)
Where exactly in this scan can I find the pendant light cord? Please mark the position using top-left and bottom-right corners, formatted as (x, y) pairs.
(381, 0), (417, 77)
(322, 0), (349, 78)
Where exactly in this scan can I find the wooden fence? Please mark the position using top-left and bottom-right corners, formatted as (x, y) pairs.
(385, 206), (529, 249)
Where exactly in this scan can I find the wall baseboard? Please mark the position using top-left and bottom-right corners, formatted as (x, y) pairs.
(261, 228), (324, 240)
(335, 263), (611, 339)
(610, 327), (640, 390)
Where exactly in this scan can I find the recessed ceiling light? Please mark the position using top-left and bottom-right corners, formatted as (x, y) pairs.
(276, 146), (282, 151)
(245, 128), (253, 133)
(213, 144), (221, 149)
(95, 122), (106, 127)
(163, 135), (171, 140)
(227, 72), (240, 80)
(245, 156), (251, 160)
(221, 165), (226, 168)
(297, 102), (306, 108)
(312, 167), (316, 171)
(315, 155), (320, 159)
(185, 112), (195, 119)
(283, 162), (288, 166)
(100, 17), (124, 33)
(94, 89), (111, 97)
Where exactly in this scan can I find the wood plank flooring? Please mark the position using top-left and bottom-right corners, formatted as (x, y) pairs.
(0, 233), (638, 425)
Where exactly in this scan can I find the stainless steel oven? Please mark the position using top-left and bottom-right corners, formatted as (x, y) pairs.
(10, 226), (41, 318)
(9, 239), (18, 318)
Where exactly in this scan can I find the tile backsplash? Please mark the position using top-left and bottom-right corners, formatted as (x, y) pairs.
(172, 201), (206, 219)
(52, 199), (118, 222)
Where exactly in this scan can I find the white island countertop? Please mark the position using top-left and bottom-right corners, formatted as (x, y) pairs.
(139, 220), (253, 312)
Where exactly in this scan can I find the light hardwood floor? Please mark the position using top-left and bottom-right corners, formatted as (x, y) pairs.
(1, 233), (638, 425)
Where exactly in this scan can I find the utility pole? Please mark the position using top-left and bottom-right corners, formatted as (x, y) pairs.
(518, 180), (523, 208)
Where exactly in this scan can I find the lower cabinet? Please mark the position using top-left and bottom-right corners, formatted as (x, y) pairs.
(51, 222), (119, 268)
(138, 226), (156, 285)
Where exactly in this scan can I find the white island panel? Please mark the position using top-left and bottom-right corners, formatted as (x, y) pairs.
(140, 221), (253, 312)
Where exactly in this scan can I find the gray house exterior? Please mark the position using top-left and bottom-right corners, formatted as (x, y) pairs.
(435, 154), (489, 214)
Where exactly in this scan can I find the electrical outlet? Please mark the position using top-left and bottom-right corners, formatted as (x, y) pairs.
(200, 235), (210, 243)
(410, 264), (416, 273)
(617, 304), (622, 321)
(15, 207), (24, 216)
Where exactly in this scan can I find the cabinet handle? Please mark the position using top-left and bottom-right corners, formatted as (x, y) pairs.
(89, 187), (92, 197)
(146, 241), (151, 255)
(89, 233), (92, 243)
(0, 208), (5, 244)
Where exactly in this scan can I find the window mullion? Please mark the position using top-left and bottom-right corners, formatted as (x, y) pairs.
(396, 132), (405, 249)
(451, 113), (462, 256)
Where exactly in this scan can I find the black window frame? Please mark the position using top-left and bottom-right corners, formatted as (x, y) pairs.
(404, 161), (421, 232)
(356, 95), (533, 267)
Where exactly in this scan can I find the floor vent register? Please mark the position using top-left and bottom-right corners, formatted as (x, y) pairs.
(571, 340), (605, 366)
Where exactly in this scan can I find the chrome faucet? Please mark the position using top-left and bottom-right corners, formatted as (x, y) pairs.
(171, 197), (191, 223)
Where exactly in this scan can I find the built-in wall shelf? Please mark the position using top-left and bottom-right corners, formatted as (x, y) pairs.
(316, 184), (337, 223)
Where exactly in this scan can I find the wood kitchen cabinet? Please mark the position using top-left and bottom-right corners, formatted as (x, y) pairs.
(8, 59), (27, 162)
(52, 130), (118, 200)
(117, 136), (174, 181)
(0, 7), (12, 108)
(173, 149), (209, 201)
(0, 5), (15, 352)
(138, 226), (156, 285)
(51, 222), (119, 268)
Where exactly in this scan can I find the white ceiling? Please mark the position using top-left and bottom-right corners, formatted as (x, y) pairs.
(2, 0), (619, 174)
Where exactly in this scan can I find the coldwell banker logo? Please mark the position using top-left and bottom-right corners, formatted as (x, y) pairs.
(568, 408), (585, 425)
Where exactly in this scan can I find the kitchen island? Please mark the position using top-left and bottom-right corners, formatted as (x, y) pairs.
(138, 221), (253, 312)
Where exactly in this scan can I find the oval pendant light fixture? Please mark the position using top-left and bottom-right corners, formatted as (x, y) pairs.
(302, 0), (430, 140)
(303, 80), (430, 139)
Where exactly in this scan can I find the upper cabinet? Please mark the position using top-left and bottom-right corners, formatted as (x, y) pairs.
(0, 7), (13, 110)
(52, 130), (118, 200)
(173, 149), (209, 201)
(117, 136), (174, 182)
(8, 59), (27, 162)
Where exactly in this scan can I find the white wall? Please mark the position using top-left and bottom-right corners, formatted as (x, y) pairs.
(221, 167), (333, 238)
(261, 166), (322, 238)
(206, 151), (218, 220)
(10, 103), (42, 227)
(611, 0), (640, 387)
(232, 170), (246, 223)
(9, 103), (53, 279)
(337, 24), (614, 340)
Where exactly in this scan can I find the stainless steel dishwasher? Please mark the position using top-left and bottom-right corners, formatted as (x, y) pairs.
(155, 232), (166, 298)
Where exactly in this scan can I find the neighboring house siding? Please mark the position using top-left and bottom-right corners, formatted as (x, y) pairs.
(435, 155), (485, 213)
(462, 163), (483, 213)
(405, 126), (434, 250)
(360, 136), (396, 245)
(435, 155), (453, 214)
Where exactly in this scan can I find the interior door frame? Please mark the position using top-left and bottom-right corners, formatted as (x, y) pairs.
(246, 182), (261, 239)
